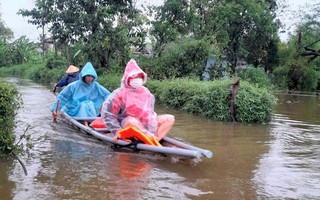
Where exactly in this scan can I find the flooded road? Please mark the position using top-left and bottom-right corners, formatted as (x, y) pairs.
(1, 77), (320, 200)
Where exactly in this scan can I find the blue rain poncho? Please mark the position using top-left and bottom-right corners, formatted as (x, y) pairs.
(50, 62), (110, 117)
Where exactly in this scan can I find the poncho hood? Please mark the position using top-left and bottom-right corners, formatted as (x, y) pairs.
(121, 59), (147, 87)
(80, 62), (98, 83)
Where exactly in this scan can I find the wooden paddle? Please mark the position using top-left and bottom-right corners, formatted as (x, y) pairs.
(53, 100), (60, 122)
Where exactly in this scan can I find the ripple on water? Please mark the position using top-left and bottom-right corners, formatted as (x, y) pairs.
(253, 114), (320, 199)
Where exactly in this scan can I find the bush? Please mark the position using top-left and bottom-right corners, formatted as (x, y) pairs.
(98, 74), (122, 92)
(301, 68), (318, 91)
(235, 82), (276, 123)
(99, 74), (277, 123)
(148, 78), (276, 123)
(45, 52), (68, 69)
(237, 65), (273, 89)
(271, 65), (289, 90)
(0, 81), (22, 156)
(275, 59), (319, 91)
(138, 38), (210, 80)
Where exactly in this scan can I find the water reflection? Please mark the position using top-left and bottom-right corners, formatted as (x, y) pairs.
(253, 113), (320, 199)
(0, 158), (16, 199)
(105, 153), (152, 199)
(276, 94), (320, 124)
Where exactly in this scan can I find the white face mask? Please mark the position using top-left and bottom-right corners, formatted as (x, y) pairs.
(130, 77), (143, 89)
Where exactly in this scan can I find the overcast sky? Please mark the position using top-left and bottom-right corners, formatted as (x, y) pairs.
(1, 0), (40, 41)
(0, 0), (314, 42)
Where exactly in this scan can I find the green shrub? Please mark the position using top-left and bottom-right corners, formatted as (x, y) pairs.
(271, 65), (289, 90)
(235, 82), (276, 123)
(45, 52), (68, 69)
(138, 38), (210, 80)
(0, 81), (22, 156)
(98, 74), (122, 92)
(0, 64), (29, 77)
(237, 65), (273, 89)
(148, 78), (276, 123)
(99, 75), (276, 123)
(279, 59), (319, 91)
(301, 68), (318, 91)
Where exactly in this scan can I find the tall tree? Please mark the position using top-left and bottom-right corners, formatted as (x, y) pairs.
(296, 3), (320, 63)
(11, 36), (40, 64)
(18, 0), (51, 58)
(0, 3), (14, 40)
(149, 0), (279, 74)
(19, 0), (147, 70)
(281, 2), (320, 91)
(212, 0), (279, 73)
(149, 0), (191, 55)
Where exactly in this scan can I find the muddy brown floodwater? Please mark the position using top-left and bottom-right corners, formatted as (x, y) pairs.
(1, 77), (319, 200)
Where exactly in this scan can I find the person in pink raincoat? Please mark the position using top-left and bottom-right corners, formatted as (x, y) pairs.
(101, 59), (175, 142)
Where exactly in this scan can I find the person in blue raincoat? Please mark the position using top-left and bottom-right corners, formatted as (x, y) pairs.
(51, 62), (110, 126)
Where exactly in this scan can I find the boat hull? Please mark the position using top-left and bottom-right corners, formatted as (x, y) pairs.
(61, 112), (213, 159)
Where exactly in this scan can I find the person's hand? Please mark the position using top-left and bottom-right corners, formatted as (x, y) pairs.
(113, 131), (121, 142)
(52, 111), (58, 119)
(53, 83), (57, 87)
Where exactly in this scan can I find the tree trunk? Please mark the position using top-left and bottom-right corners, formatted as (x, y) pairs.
(98, 51), (109, 71)
(66, 45), (70, 65)
(53, 37), (57, 59)
(42, 24), (45, 60)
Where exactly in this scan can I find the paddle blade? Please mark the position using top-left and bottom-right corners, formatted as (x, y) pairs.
(53, 100), (60, 122)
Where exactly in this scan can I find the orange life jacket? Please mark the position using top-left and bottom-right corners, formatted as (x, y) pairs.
(118, 126), (162, 146)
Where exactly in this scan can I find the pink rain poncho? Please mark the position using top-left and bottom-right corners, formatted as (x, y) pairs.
(101, 59), (158, 135)
(50, 62), (110, 117)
